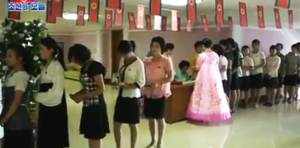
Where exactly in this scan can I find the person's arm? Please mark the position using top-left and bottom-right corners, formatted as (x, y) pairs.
(161, 58), (174, 84)
(256, 53), (266, 69)
(121, 61), (146, 89)
(275, 58), (281, 73)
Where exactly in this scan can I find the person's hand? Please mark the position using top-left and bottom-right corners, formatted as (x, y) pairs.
(119, 82), (125, 88)
(70, 94), (83, 103)
(0, 117), (8, 125)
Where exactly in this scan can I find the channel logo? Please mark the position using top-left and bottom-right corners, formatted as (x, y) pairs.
(8, 0), (46, 11)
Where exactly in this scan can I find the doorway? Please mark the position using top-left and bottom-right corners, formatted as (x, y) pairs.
(111, 30), (123, 74)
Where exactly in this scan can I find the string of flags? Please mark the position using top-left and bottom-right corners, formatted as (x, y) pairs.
(7, 0), (295, 31)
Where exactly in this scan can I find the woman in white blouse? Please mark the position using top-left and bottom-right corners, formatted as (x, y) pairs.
(35, 37), (69, 148)
(113, 40), (146, 148)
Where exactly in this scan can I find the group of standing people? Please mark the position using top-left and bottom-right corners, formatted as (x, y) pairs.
(1, 34), (299, 148)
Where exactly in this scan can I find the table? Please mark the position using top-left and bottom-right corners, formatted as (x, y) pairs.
(165, 82), (194, 124)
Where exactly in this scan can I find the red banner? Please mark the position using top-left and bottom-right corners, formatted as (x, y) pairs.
(137, 5), (145, 29)
(239, 2), (248, 27)
(53, 0), (63, 17)
(77, 6), (85, 26)
(201, 15), (209, 32)
(8, 11), (20, 20)
(145, 15), (152, 30)
(105, 9), (113, 29)
(150, 0), (161, 16)
(288, 10), (293, 29)
(187, 0), (197, 23)
(228, 16), (233, 30)
(46, 0), (56, 23)
(257, 5), (265, 28)
(128, 12), (136, 30)
(161, 16), (167, 31)
(274, 8), (282, 29)
(107, 0), (121, 9)
(177, 17), (181, 32)
(275, 0), (290, 8)
(88, 0), (99, 23)
(114, 8), (123, 26)
(216, 0), (224, 26)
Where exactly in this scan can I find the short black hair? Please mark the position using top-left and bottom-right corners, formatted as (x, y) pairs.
(68, 44), (91, 65)
(270, 45), (277, 51)
(194, 41), (203, 49)
(226, 38), (235, 47)
(212, 44), (224, 56)
(202, 38), (213, 48)
(292, 44), (298, 49)
(118, 40), (133, 55)
(276, 43), (283, 49)
(219, 40), (227, 46)
(130, 40), (136, 52)
(252, 39), (260, 45)
(242, 45), (250, 51)
(179, 60), (190, 69)
(7, 45), (32, 74)
(164, 43), (175, 50)
(150, 36), (165, 50)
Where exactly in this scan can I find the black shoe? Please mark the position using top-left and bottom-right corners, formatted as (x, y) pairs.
(287, 98), (292, 104)
(264, 102), (273, 107)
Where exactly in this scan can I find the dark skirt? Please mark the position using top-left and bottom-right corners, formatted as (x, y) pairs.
(37, 96), (69, 148)
(250, 74), (264, 89)
(144, 97), (166, 119)
(240, 76), (250, 91)
(277, 74), (284, 88)
(114, 96), (140, 124)
(222, 80), (229, 96)
(2, 130), (34, 148)
(80, 97), (110, 139)
(231, 72), (240, 90)
(265, 77), (279, 88)
(284, 75), (298, 86)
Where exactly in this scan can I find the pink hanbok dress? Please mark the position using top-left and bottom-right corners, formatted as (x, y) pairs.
(186, 50), (231, 123)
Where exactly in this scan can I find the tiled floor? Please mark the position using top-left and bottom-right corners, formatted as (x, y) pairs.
(65, 79), (300, 148)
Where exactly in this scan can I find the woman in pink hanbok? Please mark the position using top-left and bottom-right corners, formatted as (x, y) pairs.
(186, 39), (231, 123)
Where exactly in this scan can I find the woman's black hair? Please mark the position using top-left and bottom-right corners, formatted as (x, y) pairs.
(242, 45), (250, 51)
(212, 44), (224, 56)
(202, 38), (213, 48)
(270, 45), (277, 51)
(41, 37), (66, 70)
(179, 60), (190, 69)
(68, 44), (91, 65)
(150, 36), (165, 51)
(252, 39), (260, 45)
(291, 44), (298, 50)
(7, 45), (32, 74)
(130, 40), (136, 52)
(118, 40), (133, 55)
(194, 40), (203, 49)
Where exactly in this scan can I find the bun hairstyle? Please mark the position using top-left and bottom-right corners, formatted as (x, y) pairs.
(40, 36), (66, 70)
(202, 38), (213, 48)
(118, 40), (133, 55)
(68, 44), (91, 65)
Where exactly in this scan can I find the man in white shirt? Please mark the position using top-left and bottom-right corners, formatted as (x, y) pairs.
(250, 39), (266, 108)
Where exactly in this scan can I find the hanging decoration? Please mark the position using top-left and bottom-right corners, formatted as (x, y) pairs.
(239, 2), (248, 27)
(107, 0), (121, 9)
(216, 0), (224, 26)
(161, 16), (167, 31)
(177, 17), (181, 32)
(46, 0), (56, 23)
(257, 5), (265, 28)
(128, 12), (136, 30)
(171, 10), (178, 31)
(274, 8), (282, 29)
(89, 0), (100, 23)
(105, 8), (113, 29)
(150, 0), (161, 16)
(145, 15), (152, 30)
(77, 6), (85, 26)
(275, 0), (290, 9)
(53, 0), (64, 17)
(153, 15), (162, 30)
(137, 4), (145, 29)
(114, 7), (123, 26)
(187, 0), (197, 23)
(201, 14), (209, 32)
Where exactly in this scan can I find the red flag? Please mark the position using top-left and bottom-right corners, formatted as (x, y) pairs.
(288, 10), (293, 29)
(46, 0), (56, 23)
(216, 0), (224, 26)
(187, 0), (197, 23)
(275, 0), (290, 8)
(105, 9), (113, 29)
(145, 15), (152, 30)
(177, 17), (181, 32)
(77, 6), (85, 26)
(150, 0), (161, 16)
(201, 15), (209, 32)
(11, 0), (35, 2)
(137, 5), (145, 29)
(161, 16), (167, 31)
(257, 5), (265, 28)
(89, 0), (100, 23)
(128, 12), (136, 30)
(274, 8), (282, 29)
(107, 0), (121, 9)
(8, 11), (20, 20)
(239, 2), (248, 27)
(53, 0), (63, 17)
(114, 8), (123, 26)
(153, 15), (162, 31)
(228, 16), (233, 30)
(171, 10), (178, 31)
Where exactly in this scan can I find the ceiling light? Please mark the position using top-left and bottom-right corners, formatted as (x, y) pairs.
(63, 12), (89, 20)
(162, 0), (203, 6)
